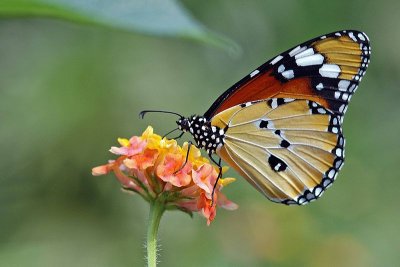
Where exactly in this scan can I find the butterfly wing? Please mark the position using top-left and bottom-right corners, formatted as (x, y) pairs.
(214, 98), (344, 205)
(204, 30), (370, 120)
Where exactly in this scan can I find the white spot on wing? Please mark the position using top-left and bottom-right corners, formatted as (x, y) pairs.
(335, 148), (342, 157)
(289, 46), (307, 57)
(282, 70), (294, 79)
(289, 46), (301, 56)
(270, 99), (278, 109)
(358, 33), (366, 41)
(278, 64), (285, 73)
(250, 69), (260, 78)
(319, 64), (341, 78)
(296, 54), (324, 66)
(348, 32), (357, 42)
(339, 104), (346, 113)
(294, 48), (314, 59)
(314, 187), (323, 197)
(338, 80), (350, 91)
(349, 84), (357, 92)
(316, 83), (323, 90)
(271, 55), (283, 65)
(274, 163), (281, 171)
(283, 98), (295, 103)
(298, 198), (306, 205)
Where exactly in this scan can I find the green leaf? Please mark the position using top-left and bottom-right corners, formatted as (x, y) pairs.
(0, 0), (239, 53)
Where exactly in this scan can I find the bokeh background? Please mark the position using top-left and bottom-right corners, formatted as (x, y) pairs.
(1, 0), (399, 266)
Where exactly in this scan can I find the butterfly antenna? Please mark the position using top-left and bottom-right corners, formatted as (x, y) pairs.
(139, 110), (183, 119)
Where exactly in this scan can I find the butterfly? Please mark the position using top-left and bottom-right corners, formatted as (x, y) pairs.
(141, 30), (371, 205)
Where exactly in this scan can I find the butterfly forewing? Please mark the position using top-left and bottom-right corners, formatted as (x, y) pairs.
(214, 99), (344, 205)
(204, 30), (370, 119)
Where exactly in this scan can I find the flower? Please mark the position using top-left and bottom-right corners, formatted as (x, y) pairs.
(92, 126), (238, 225)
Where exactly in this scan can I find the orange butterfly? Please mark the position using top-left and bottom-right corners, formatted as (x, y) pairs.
(141, 30), (371, 205)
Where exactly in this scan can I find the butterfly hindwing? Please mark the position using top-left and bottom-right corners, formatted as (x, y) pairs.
(204, 30), (370, 120)
(213, 98), (344, 205)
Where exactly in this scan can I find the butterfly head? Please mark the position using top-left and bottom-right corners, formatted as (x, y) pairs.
(177, 115), (209, 133)
(176, 117), (190, 132)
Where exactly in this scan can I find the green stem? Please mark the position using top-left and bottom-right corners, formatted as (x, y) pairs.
(147, 198), (165, 267)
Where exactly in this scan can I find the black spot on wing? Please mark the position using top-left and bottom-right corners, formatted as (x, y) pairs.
(259, 120), (269, 128)
(268, 155), (287, 172)
(267, 99), (273, 108)
(277, 98), (285, 106)
(280, 140), (290, 148)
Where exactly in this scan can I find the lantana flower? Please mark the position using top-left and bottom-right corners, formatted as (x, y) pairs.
(92, 126), (238, 266)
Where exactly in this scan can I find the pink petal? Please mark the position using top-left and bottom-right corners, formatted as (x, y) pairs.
(157, 154), (192, 187)
(192, 164), (217, 194)
(177, 200), (198, 212)
(201, 205), (216, 226)
(217, 193), (239, 210)
(112, 161), (140, 190)
(128, 136), (147, 154)
(109, 137), (147, 156)
(92, 164), (111, 176)
(109, 146), (128, 155)
(180, 184), (200, 197)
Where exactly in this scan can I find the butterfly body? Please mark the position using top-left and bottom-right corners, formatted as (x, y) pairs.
(170, 30), (371, 205)
(177, 116), (225, 155)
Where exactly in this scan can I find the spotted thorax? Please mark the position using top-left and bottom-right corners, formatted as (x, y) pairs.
(177, 115), (225, 155)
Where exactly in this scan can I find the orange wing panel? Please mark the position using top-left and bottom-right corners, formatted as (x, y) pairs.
(213, 70), (329, 115)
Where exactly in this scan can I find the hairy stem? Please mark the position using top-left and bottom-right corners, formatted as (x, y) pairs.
(146, 198), (165, 267)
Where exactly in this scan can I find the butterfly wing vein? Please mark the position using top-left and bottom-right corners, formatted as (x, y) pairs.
(216, 99), (344, 205)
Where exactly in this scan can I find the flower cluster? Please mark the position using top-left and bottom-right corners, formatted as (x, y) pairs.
(92, 126), (238, 225)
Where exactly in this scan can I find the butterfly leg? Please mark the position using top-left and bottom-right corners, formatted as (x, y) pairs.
(170, 131), (185, 140)
(162, 127), (180, 139)
(209, 155), (222, 206)
(174, 141), (192, 174)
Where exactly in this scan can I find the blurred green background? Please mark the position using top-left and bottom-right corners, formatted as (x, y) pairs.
(1, 0), (399, 266)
